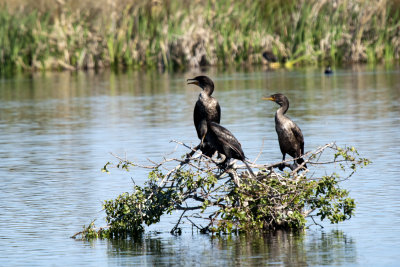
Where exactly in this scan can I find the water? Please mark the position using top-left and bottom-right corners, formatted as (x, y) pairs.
(0, 66), (399, 266)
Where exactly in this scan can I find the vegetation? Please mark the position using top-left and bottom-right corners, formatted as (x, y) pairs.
(1, 0), (400, 73)
(71, 142), (370, 239)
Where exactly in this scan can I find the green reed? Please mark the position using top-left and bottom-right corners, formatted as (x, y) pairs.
(0, 0), (399, 73)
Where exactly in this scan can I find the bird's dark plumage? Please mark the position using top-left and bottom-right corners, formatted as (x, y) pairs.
(187, 76), (254, 177)
(324, 66), (333, 75)
(204, 122), (255, 177)
(187, 76), (221, 143)
(262, 51), (278, 63)
(205, 122), (245, 162)
(263, 93), (306, 170)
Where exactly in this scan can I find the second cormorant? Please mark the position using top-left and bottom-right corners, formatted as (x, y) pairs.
(263, 93), (307, 170)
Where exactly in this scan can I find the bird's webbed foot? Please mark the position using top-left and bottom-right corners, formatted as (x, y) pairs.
(198, 142), (216, 158)
(278, 163), (285, 171)
(293, 162), (307, 172)
(184, 144), (202, 163)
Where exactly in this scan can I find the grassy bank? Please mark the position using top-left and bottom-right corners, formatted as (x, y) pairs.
(1, 0), (399, 72)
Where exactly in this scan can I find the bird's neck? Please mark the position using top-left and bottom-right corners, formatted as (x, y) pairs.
(275, 103), (289, 119)
(202, 86), (214, 96)
(200, 88), (214, 101)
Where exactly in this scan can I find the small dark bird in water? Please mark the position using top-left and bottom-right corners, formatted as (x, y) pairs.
(262, 51), (278, 63)
(187, 76), (221, 145)
(205, 121), (255, 177)
(324, 66), (333, 75)
(263, 93), (306, 171)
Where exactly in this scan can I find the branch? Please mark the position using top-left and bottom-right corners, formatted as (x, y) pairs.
(252, 138), (265, 164)
(309, 215), (324, 229)
(176, 205), (203, 210)
(185, 217), (204, 232)
(170, 210), (187, 235)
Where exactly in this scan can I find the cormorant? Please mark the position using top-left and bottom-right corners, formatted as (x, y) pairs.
(187, 76), (221, 145)
(187, 76), (254, 177)
(204, 121), (255, 177)
(263, 93), (306, 170)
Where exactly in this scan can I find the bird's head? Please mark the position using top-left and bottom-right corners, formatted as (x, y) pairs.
(187, 76), (214, 90)
(262, 93), (288, 107)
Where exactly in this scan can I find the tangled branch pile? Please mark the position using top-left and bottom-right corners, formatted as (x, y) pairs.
(73, 142), (370, 239)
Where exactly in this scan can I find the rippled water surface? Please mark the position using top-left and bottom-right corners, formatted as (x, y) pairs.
(0, 66), (399, 266)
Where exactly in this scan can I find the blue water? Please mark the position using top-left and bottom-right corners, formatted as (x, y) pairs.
(0, 66), (399, 266)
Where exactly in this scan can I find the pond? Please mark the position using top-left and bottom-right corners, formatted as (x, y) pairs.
(0, 65), (399, 266)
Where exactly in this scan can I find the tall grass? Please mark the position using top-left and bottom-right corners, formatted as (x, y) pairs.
(0, 0), (399, 72)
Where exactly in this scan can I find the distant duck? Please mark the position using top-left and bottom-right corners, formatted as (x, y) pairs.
(324, 66), (333, 75)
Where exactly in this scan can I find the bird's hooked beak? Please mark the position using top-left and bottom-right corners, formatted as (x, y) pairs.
(187, 78), (199, 86)
(262, 96), (275, 101)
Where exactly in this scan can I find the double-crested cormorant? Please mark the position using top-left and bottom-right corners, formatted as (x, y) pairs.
(263, 93), (306, 170)
(187, 76), (221, 145)
(205, 121), (255, 177)
(187, 76), (254, 176)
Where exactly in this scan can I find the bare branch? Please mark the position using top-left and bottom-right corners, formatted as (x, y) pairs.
(170, 210), (187, 235)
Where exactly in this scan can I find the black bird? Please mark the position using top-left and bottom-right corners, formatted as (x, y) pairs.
(262, 51), (278, 63)
(263, 93), (306, 170)
(187, 76), (221, 145)
(204, 121), (255, 177)
(324, 66), (333, 75)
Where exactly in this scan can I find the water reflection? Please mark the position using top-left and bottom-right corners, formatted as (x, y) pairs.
(104, 230), (355, 266)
